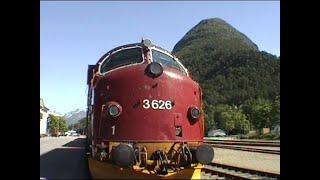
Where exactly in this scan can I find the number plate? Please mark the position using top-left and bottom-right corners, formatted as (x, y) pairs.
(142, 99), (172, 110)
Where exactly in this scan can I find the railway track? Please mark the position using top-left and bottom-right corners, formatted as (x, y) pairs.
(204, 140), (280, 147)
(211, 144), (280, 155)
(204, 138), (279, 143)
(204, 139), (280, 155)
(201, 163), (280, 179)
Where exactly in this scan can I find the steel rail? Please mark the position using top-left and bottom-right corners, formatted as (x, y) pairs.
(204, 140), (280, 147)
(202, 162), (280, 179)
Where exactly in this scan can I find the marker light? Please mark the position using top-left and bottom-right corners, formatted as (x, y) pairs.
(188, 106), (200, 119)
(141, 39), (152, 47)
(107, 102), (122, 117)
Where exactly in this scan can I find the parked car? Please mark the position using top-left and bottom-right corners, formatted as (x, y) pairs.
(70, 132), (80, 136)
(65, 130), (76, 136)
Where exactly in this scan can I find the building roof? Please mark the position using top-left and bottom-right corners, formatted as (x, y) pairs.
(48, 111), (62, 117)
(40, 98), (49, 111)
(209, 129), (226, 133)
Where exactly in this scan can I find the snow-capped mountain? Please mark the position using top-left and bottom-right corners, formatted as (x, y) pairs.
(63, 109), (86, 125)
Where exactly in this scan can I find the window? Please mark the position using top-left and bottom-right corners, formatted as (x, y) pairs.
(91, 88), (95, 105)
(151, 50), (187, 75)
(100, 47), (143, 73)
(40, 112), (43, 120)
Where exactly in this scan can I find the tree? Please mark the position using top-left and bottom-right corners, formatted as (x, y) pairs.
(48, 114), (60, 135)
(250, 99), (273, 130)
(220, 111), (235, 133)
(59, 117), (68, 133)
(204, 105), (216, 135)
(270, 96), (280, 128)
(210, 104), (249, 135)
(220, 106), (249, 134)
(48, 114), (68, 135)
(233, 108), (250, 134)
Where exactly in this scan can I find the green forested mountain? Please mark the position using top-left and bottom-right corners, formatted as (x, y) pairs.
(173, 18), (279, 107)
(172, 18), (280, 135)
(173, 18), (259, 55)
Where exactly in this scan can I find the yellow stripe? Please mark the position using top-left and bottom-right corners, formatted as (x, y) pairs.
(191, 164), (203, 180)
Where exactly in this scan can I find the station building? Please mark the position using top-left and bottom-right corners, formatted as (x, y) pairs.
(40, 98), (49, 135)
(40, 98), (63, 135)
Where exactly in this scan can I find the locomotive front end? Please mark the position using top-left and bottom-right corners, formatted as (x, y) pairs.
(87, 39), (214, 179)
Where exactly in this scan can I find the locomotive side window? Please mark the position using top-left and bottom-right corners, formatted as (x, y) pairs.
(100, 47), (143, 73)
(151, 50), (187, 75)
(91, 88), (95, 105)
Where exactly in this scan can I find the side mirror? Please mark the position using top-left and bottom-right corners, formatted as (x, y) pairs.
(188, 72), (193, 79)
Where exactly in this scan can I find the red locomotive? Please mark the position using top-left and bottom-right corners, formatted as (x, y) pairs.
(86, 39), (214, 179)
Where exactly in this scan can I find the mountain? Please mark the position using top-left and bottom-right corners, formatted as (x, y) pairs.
(172, 18), (280, 106)
(49, 110), (63, 116)
(63, 109), (86, 125)
(173, 18), (259, 55)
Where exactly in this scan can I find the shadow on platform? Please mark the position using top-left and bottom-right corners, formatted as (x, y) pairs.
(40, 138), (91, 179)
(62, 137), (86, 147)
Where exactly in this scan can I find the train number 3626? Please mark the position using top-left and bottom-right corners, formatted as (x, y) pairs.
(142, 99), (172, 110)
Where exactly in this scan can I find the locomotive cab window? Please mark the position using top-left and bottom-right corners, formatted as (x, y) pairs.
(151, 50), (187, 75)
(100, 47), (143, 73)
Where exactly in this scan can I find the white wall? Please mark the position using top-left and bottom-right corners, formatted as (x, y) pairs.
(40, 109), (49, 134)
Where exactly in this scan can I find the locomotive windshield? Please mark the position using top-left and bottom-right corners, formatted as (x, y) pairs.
(100, 47), (143, 73)
(151, 49), (187, 75)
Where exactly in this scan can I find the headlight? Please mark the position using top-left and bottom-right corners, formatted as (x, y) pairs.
(189, 106), (200, 119)
(147, 62), (163, 77)
(107, 103), (122, 117)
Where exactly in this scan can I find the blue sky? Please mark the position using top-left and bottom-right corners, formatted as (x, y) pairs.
(40, 1), (280, 114)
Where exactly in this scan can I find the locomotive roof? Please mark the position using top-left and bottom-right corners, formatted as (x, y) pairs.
(88, 41), (191, 85)
(95, 42), (177, 66)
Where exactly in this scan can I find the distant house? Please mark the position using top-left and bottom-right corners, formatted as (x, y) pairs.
(271, 125), (280, 134)
(40, 98), (49, 135)
(208, 129), (226, 137)
(261, 128), (270, 135)
(40, 98), (64, 136)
